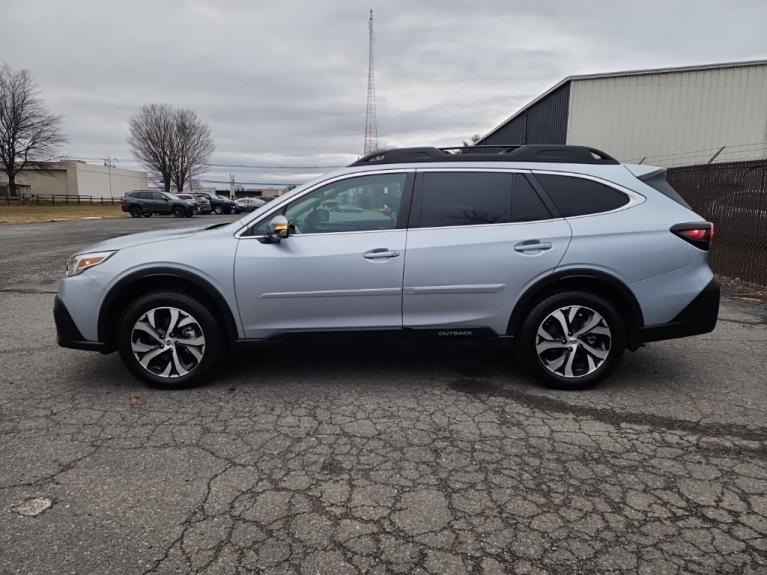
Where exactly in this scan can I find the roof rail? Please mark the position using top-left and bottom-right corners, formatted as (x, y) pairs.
(349, 145), (619, 166)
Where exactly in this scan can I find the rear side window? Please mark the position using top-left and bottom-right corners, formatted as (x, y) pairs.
(535, 174), (629, 216)
(419, 172), (550, 228)
(641, 172), (691, 208)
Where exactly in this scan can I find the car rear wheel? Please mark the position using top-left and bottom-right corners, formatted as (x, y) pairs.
(518, 291), (625, 390)
(129, 206), (141, 218)
(117, 291), (224, 389)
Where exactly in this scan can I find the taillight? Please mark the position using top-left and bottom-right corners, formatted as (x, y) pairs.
(120, 196), (126, 204)
(671, 222), (714, 251)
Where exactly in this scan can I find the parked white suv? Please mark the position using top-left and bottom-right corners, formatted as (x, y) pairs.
(55, 145), (719, 389)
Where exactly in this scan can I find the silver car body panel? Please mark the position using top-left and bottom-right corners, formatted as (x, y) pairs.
(57, 158), (714, 345)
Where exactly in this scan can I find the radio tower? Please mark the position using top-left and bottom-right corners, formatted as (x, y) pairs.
(363, 9), (378, 155)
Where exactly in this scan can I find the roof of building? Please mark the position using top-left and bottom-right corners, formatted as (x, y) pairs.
(478, 59), (767, 144)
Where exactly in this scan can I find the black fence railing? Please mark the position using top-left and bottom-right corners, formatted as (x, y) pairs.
(667, 159), (767, 285)
(3, 194), (121, 205)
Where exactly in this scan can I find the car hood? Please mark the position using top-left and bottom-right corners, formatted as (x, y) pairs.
(77, 225), (211, 254)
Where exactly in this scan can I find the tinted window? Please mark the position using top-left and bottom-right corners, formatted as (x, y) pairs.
(535, 174), (629, 216)
(250, 173), (407, 236)
(135, 191), (152, 200)
(419, 172), (550, 228)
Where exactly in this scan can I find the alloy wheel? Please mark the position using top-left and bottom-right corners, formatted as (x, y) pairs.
(130, 306), (206, 378)
(535, 305), (611, 378)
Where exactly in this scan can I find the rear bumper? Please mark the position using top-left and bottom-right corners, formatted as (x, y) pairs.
(632, 279), (720, 347)
(54, 296), (111, 353)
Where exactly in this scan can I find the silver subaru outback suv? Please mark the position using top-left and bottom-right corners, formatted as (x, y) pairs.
(54, 145), (719, 390)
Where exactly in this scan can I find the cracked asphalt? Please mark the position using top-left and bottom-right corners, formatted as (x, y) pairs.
(0, 217), (766, 575)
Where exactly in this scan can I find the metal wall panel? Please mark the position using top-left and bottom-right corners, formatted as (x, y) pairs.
(566, 64), (767, 167)
(479, 83), (569, 146)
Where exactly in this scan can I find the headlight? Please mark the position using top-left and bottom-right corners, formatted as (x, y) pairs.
(65, 251), (116, 277)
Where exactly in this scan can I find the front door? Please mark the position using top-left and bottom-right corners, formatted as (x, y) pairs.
(234, 172), (413, 339)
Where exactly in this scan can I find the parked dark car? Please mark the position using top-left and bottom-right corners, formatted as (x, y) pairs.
(194, 192), (239, 215)
(121, 191), (196, 218)
(235, 197), (266, 212)
(178, 193), (212, 215)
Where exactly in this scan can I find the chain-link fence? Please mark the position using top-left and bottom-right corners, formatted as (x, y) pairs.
(667, 160), (767, 284)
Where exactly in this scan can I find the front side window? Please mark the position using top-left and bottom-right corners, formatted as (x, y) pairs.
(250, 173), (407, 236)
(535, 174), (630, 216)
(418, 172), (551, 228)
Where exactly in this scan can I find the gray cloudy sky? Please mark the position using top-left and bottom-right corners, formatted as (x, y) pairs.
(3, 0), (767, 187)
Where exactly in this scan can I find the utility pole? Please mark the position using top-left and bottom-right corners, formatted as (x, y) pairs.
(229, 173), (235, 200)
(103, 155), (117, 197)
(363, 9), (378, 155)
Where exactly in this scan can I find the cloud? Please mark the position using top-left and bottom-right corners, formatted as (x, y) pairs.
(2, 0), (765, 186)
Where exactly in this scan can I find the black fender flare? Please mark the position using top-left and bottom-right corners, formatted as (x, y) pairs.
(506, 269), (644, 346)
(98, 267), (240, 345)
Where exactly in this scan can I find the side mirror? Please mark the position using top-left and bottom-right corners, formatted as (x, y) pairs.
(258, 215), (288, 244)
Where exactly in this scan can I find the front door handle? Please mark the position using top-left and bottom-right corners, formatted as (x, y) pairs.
(514, 240), (553, 253)
(364, 248), (400, 259)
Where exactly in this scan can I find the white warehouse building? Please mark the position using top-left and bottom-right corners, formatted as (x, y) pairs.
(0, 160), (147, 199)
(476, 60), (767, 167)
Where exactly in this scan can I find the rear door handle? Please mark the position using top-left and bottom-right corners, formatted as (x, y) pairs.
(514, 241), (553, 253)
(364, 248), (400, 259)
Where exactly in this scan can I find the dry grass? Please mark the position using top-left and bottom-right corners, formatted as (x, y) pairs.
(0, 203), (125, 224)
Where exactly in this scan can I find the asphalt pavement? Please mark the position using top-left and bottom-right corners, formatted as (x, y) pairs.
(0, 216), (766, 574)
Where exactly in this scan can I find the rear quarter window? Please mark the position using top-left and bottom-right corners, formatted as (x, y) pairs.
(641, 172), (691, 208)
(534, 174), (629, 217)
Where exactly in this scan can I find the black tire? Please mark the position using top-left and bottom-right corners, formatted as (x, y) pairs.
(129, 206), (141, 218)
(117, 291), (224, 389)
(142, 212), (152, 218)
(518, 291), (625, 390)
(214, 205), (224, 215)
(173, 206), (185, 218)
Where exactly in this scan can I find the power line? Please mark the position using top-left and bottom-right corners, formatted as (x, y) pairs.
(202, 162), (342, 170)
(198, 179), (305, 186)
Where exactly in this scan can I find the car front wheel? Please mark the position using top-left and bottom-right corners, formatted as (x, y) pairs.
(518, 291), (625, 390)
(214, 205), (224, 215)
(117, 291), (224, 389)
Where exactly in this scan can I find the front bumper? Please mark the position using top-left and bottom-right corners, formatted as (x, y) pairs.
(633, 279), (720, 346)
(54, 296), (111, 352)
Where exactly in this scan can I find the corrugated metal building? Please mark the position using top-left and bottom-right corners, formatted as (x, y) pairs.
(476, 60), (767, 167)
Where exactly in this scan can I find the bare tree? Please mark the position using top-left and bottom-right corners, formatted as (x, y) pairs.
(128, 104), (214, 193)
(127, 104), (176, 193)
(0, 63), (66, 197)
(460, 133), (482, 148)
(170, 108), (214, 193)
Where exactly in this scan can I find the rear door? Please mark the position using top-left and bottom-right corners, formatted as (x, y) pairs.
(153, 192), (172, 214)
(402, 169), (572, 335)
